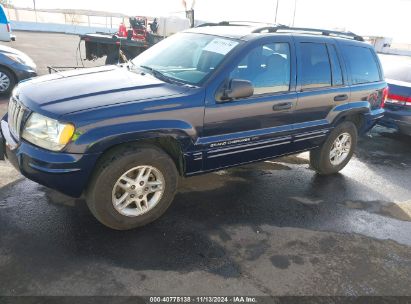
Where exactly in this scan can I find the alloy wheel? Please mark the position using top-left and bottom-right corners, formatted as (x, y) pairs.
(112, 165), (165, 217)
(0, 72), (10, 92)
(329, 132), (352, 166)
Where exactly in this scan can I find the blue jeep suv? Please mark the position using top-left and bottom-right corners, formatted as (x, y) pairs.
(0, 24), (387, 230)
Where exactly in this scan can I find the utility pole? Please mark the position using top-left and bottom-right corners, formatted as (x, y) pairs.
(182, 0), (196, 28)
(274, 0), (279, 24)
(292, 0), (297, 26)
(33, 0), (37, 22)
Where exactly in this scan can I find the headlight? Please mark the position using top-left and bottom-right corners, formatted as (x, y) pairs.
(22, 113), (75, 151)
(5, 53), (36, 69)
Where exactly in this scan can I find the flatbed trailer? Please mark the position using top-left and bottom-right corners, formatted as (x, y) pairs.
(80, 32), (163, 65)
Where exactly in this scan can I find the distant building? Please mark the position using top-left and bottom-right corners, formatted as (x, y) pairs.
(365, 36), (411, 56)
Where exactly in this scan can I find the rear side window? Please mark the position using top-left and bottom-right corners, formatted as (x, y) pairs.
(343, 45), (381, 84)
(300, 43), (332, 90)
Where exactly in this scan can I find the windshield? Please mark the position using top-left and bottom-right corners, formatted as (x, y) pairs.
(132, 33), (240, 85)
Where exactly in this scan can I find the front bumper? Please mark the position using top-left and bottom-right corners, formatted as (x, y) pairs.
(0, 118), (100, 197)
(378, 108), (411, 136)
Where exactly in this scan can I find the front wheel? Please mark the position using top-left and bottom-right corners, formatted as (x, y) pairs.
(310, 121), (358, 175)
(86, 145), (179, 230)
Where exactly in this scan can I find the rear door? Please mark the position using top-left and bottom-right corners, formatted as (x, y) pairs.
(201, 36), (298, 171)
(292, 37), (350, 148)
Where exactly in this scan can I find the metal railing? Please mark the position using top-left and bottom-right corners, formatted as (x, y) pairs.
(5, 7), (125, 30)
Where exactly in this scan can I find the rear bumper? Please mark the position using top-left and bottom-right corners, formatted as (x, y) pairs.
(378, 108), (411, 136)
(1, 118), (100, 197)
(361, 108), (385, 134)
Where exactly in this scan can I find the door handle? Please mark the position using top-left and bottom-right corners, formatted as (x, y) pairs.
(273, 102), (293, 111)
(334, 94), (348, 102)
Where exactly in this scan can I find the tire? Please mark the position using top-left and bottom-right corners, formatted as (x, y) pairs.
(0, 67), (16, 96)
(310, 121), (358, 175)
(86, 145), (179, 230)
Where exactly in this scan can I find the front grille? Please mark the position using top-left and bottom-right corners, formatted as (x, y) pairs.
(7, 97), (27, 140)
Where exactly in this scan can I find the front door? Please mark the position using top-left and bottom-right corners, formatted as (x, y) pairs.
(201, 37), (298, 171)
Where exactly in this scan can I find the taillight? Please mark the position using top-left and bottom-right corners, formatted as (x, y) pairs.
(386, 93), (411, 106)
(6, 23), (10, 32)
(381, 87), (389, 108)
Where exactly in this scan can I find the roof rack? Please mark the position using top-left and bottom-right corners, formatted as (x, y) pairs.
(196, 21), (271, 28)
(196, 22), (364, 42)
(252, 25), (364, 41)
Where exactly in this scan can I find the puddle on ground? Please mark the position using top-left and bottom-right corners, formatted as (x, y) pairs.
(233, 153), (310, 174)
(291, 196), (323, 206)
(236, 161), (292, 172)
(44, 187), (80, 207)
(343, 200), (411, 222)
(179, 172), (247, 193)
(357, 126), (411, 168)
(276, 153), (310, 165)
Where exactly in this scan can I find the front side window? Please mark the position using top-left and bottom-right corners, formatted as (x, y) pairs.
(132, 33), (240, 85)
(229, 43), (291, 95)
(300, 43), (332, 90)
(343, 45), (381, 84)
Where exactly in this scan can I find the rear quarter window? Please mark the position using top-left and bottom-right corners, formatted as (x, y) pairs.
(343, 45), (381, 84)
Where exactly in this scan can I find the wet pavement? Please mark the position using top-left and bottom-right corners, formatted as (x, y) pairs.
(0, 32), (411, 296)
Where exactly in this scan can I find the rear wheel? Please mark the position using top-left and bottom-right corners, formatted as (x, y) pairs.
(310, 121), (358, 175)
(86, 145), (178, 230)
(0, 67), (15, 95)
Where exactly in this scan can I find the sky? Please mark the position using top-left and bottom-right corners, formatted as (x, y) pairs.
(9, 0), (411, 43)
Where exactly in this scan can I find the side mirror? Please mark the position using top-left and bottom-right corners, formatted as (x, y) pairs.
(219, 79), (254, 101)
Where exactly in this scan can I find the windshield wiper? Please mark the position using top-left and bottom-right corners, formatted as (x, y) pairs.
(140, 65), (171, 82)
(139, 65), (185, 85)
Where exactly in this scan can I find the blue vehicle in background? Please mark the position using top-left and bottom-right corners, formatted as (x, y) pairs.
(378, 54), (411, 136)
(0, 4), (15, 42)
(0, 24), (387, 230)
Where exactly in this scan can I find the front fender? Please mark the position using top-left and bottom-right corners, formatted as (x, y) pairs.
(66, 119), (198, 154)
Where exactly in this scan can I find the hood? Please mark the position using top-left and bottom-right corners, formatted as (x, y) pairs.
(17, 65), (191, 118)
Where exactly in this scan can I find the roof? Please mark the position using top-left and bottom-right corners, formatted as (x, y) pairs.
(185, 25), (260, 40)
(185, 23), (366, 44)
